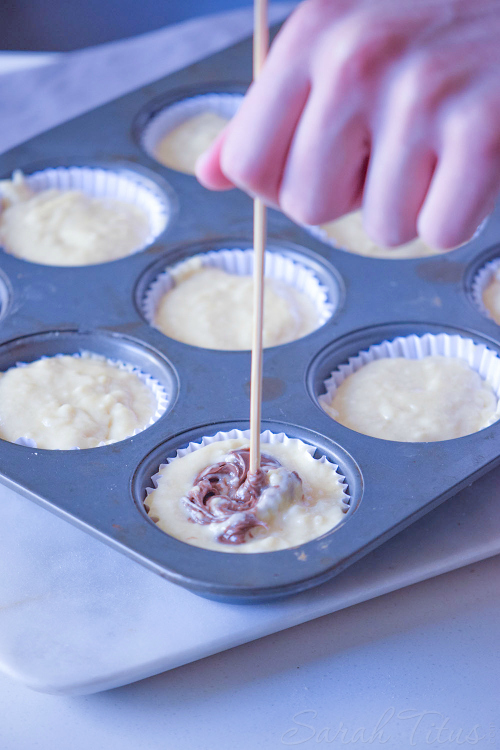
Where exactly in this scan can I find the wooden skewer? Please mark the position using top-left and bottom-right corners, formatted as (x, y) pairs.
(253, 0), (269, 76)
(249, 0), (269, 477)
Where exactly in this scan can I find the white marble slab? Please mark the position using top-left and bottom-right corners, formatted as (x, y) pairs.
(0, 554), (498, 750)
(1, 461), (499, 696)
(0, 4), (499, 698)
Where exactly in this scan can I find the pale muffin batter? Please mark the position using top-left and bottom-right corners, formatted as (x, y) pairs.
(145, 438), (348, 552)
(320, 210), (440, 259)
(153, 260), (320, 349)
(154, 111), (229, 174)
(0, 353), (157, 449)
(321, 356), (498, 441)
(0, 171), (150, 266)
(482, 269), (500, 324)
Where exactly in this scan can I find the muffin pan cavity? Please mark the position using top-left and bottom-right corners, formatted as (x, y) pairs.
(135, 86), (244, 174)
(0, 164), (174, 266)
(310, 333), (500, 441)
(138, 241), (343, 350)
(131, 420), (362, 600)
(0, 329), (177, 449)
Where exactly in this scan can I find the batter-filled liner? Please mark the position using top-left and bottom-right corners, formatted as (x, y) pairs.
(319, 332), (500, 441)
(140, 93), (243, 174)
(144, 428), (350, 553)
(5, 351), (169, 449)
(141, 247), (336, 350)
(0, 166), (170, 266)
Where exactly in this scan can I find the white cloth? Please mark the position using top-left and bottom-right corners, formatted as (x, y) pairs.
(0, 4), (295, 156)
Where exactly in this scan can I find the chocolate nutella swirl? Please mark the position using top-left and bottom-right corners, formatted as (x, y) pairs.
(182, 448), (297, 545)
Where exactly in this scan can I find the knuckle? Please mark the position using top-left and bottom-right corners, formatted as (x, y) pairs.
(287, 0), (318, 28)
(391, 53), (446, 118)
(313, 14), (378, 88)
(315, 10), (412, 93)
(411, 52), (446, 88)
(272, 0), (334, 66)
(289, 0), (342, 33)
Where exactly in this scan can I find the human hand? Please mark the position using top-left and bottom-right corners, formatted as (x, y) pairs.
(196, 0), (500, 250)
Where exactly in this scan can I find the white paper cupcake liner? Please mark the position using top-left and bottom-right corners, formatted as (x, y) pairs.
(319, 332), (500, 428)
(471, 257), (500, 322)
(141, 93), (244, 162)
(14, 166), (170, 250)
(142, 247), (336, 340)
(145, 428), (350, 513)
(11, 351), (169, 449)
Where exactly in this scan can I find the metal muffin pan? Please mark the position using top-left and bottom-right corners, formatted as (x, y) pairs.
(1, 30), (500, 602)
